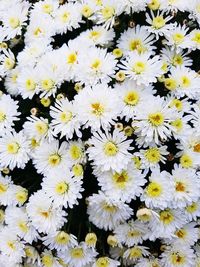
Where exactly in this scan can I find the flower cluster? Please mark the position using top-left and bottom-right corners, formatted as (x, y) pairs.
(0, 0), (200, 266)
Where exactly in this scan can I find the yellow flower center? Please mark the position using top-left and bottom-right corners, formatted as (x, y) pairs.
(171, 252), (186, 265)
(170, 99), (183, 111)
(160, 210), (174, 225)
(33, 27), (43, 37)
(60, 111), (73, 123)
(91, 102), (105, 116)
(69, 145), (83, 160)
(48, 153), (61, 166)
(113, 48), (123, 58)
(180, 76), (191, 88)
(25, 79), (36, 91)
(132, 61), (146, 74)
(89, 31), (101, 40)
(148, 0), (161, 10)
(129, 39), (142, 51)
(18, 221), (29, 233)
(146, 182), (162, 197)
(67, 53), (77, 64)
(7, 142), (20, 154)
(112, 171), (129, 189)
(148, 112), (164, 126)
(96, 257), (109, 267)
(7, 241), (16, 251)
(42, 255), (53, 267)
(129, 247), (142, 259)
(186, 202), (198, 213)
(180, 154), (193, 168)
(41, 79), (54, 91)
(164, 78), (177, 91)
(0, 183), (8, 194)
(145, 147), (161, 163)
(55, 181), (69, 194)
(127, 230), (141, 238)
(0, 110), (6, 122)
(171, 119), (183, 132)
(124, 91), (139, 106)
(172, 55), (183, 66)
(132, 156), (141, 169)
(172, 33), (184, 44)
(91, 59), (102, 70)
(70, 248), (84, 259)
(72, 164), (83, 177)
(192, 32), (200, 44)
(104, 141), (118, 156)
(82, 5), (93, 18)
(35, 121), (48, 135)
(175, 181), (186, 192)
(85, 233), (97, 247)
(42, 4), (53, 14)
(16, 189), (28, 204)
(9, 17), (20, 29)
(60, 11), (70, 23)
(102, 6), (115, 19)
(25, 247), (34, 257)
(152, 16), (166, 29)
(0, 209), (5, 223)
(193, 143), (200, 152)
(4, 58), (15, 70)
(102, 203), (117, 213)
(55, 231), (70, 245)
(175, 228), (186, 239)
(39, 210), (50, 219)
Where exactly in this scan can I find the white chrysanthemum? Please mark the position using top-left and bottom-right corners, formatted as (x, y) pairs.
(184, 200), (200, 222)
(123, 245), (150, 265)
(75, 47), (117, 85)
(114, 79), (155, 121)
(0, 130), (30, 170)
(0, 175), (15, 206)
(170, 164), (200, 208)
(66, 140), (86, 167)
(141, 169), (174, 209)
(96, 163), (146, 202)
(132, 96), (177, 145)
(187, 29), (200, 50)
(165, 66), (200, 98)
(119, 51), (163, 85)
(145, 10), (173, 39)
(26, 191), (67, 234)
(4, 67), (20, 96)
(123, 0), (148, 14)
(60, 242), (98, 267)
(114, 219), (148, 246)
(0, 227), (25, 264)
(32, 139), (69, 175)
(74, 84), (121, 130)
(41, 170), (83, 208)
(0, 94), (20, 135)
(41, 249), (61, 267)
(5, 206), (39, 243)
(42, 230), (77, 252)
(161, 245), (195, 267)
(87, 191), (133, 231)
(23, 115), (54, 142)
(87, 129), (133, 172)
(30, 0), (59, 17)
(117, 25), (156, 55)
(135, 257), (161, 267)
(92, 257), (120, 267)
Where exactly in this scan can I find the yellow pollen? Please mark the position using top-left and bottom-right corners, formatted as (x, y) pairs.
(48, 153), (61, 166)
(129, 39), (142, 51)
(7, 241), (16, 251)
(193, 143), (200, 152)
(127, 230), (141, 238)
(172, 55), (183, 66)
(124, 91), (139, 106)
(91, 102), (104, 116)
(55, 181), (69, 194)
(96, 257), (109, 267)
(186, 202), (198, 213)
(180, 154), (193, 168)
(35, 121), (48, 135)
(4, 58), (15, 70)
(89, 31), (101, 40)
(85, 233), (97, 247)
(25, 79), (36, 91)
(91, 59), (101, 70)
(41, 79), (54, 91)
(104, 141), (118, 156)
(39, 210), (50, 218)
(7, 142), (20, 154)
(170, 99), (183, 111)
(152, 16), (166, 29)
(160, 210), (174, 225)
(112, 171), (129, 189)
(72, 164), (83, 177)
(171, 119), (183, 132)
(0, 183), (8, 194)
(145, 148), (161, 163)
(102, 203), (117, 213)
(55, 231), (70, 245)
(148, 112), (164, 126)
(175, 228), (186, 239)
(171, 252), (186, 265)
(148, 0), (161, 10)
(146, 182), (162, 197)
(67, 53), (77, 64)
(0, 110), (6, 122)
(60, 11), (70, 23)
(175, 181), (186, 192)
(9, 17), (20, 29)
(164, 78), (177, 91)
(42, 255), (53, 267)
(70, 248), (84, 259)
(60, 111), (73, 123)
(69, 145), (83, 160)
(172, 33), (184, 44)
(132, 61), (146, 74)
(129, 247), (142, 259)
(82, 5), (93, 18)
(0, 209), (5, 223)
(181, 76), (191, 88)
(102, 6), (115, 19)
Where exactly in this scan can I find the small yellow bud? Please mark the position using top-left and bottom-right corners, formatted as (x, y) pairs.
(115, 71), (125, 82)
(85, 233), (97, 247)
(124, 126), (133, 137)
(40, 97), (51, 107)
(107, 235), (118, 247)
(113, 48), (123, 58)
(74, 83), (83, 92)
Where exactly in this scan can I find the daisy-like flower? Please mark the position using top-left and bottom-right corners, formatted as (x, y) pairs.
(145, 10), (173, 39)
(87, 191), (133, 231)
(184, 200), (200, 222)
(0, 130), (30, 170)
(165, 66), (200, 98)
(96, 163), (146, 203)
(76, 47), (117, 85)
(0, 94), (20, 136)
(0, 49), (16, 76)
(136, 144), (168, 170)
(124, 0), (148, 14)
(74, 84), (121, 130)
(41, 249), (61, 267)
(26, 191), (67, 234)
(42, 231), (77, 252)
(135, 257), (162, 267)
(119, 51), (163, 85)
(50, 98), (82, 140)
(92, 257), (120, 267)
(123, 245), (150, 265)
(114, 219), (149, 246)
(87, 129), (133, 173)
(30, 0), (59, 17)
(114, 79), (155, 121)
(132, 96), (177, 145)
(60, 242), (98, 267)
(32, 139), (69, 175)
(0, 175), (15, 206)
(0, 227), (25, 264)
(5, 206), (39, 243)
(23, 115), (54, 142)
(141, 169), (174, 209)
(117, 26), (156, 55)
(170, 164), (200, 208)
(164, 23), (190, 52)
(66, 140), (86, 167)
(188, 29), (200, 50)
(160, 245), (195, 267)
(41, 170), (84, 208)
